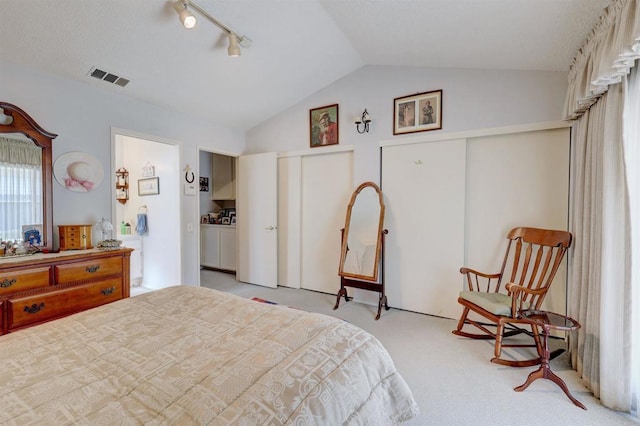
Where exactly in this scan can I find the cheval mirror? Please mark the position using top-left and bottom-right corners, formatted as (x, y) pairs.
(334, 181), (389, 320)
(0, 102), (56, 253)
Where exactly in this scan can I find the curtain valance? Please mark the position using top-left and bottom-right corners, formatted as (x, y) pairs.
(0, 136), (42, 167)
(563, 0), (640, 120)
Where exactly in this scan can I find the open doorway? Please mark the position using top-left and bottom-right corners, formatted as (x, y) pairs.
(198, 148), (237, 285)
(113, 131), (181, 293)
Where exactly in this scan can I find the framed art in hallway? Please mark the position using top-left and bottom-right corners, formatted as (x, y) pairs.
(310, 103), (339, 148)
(199, 176), (209, 192)
(138, 177), (159, 196)
(393, 90), (442, 135)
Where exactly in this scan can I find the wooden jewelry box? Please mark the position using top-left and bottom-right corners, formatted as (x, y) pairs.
(58, 225), (93, 250)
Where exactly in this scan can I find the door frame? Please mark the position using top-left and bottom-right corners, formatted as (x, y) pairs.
(111, 127), (183, 288)
(196, 146), (238, 287)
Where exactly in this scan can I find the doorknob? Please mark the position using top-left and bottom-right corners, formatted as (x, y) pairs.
(265, 226), (277, 230)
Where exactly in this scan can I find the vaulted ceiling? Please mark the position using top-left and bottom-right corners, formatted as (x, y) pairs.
(0, 0), (609, 131)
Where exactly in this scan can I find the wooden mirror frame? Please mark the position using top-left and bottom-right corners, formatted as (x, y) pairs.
(338, 181), (385, 282)
(335, 181), (389, 320)
(0, 102), (57, 252)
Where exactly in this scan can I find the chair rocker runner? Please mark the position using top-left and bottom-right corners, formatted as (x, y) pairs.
(452, 227), (572, 367)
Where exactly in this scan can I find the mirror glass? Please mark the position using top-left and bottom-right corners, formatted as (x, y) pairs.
(0, 103), (55, 253)
(338, 182), (385, 282)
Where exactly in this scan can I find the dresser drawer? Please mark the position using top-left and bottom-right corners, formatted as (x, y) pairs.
(54, 256), (122, 284)
(7, 278), (123, 330)
(0, 267), (50, 296)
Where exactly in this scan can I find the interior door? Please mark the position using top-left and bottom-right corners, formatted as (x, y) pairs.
(237, 152), (278, 288)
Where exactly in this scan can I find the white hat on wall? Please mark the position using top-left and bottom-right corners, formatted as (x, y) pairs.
(54, 151), (104, 192)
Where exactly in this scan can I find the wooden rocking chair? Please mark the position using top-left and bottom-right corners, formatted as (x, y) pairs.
(452, 227), (572, 367)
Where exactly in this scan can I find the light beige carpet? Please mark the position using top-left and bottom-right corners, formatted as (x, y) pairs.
(200, 269), (639, 426)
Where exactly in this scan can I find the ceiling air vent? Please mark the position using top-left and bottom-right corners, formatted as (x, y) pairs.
(87, 66), (130, 88)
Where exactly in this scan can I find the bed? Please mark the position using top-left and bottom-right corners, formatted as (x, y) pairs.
(0, 286), (418, 424)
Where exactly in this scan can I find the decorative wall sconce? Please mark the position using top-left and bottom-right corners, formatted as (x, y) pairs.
(115, 167), (129, 204)
(355, 109), (371, 134)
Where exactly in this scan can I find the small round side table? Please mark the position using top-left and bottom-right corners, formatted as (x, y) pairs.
(514, 309), (586, 410)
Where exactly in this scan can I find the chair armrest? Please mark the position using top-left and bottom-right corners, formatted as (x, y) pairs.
(459, 267), (502, 292)
(505, 282), (547, 314)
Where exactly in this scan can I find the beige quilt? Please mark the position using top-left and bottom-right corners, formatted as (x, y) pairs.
(0, 286), (418, 425)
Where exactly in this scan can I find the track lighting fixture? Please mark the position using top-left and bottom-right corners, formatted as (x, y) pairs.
(173, 0), (252, 57)
(227, 33), (240, 57)
(173, 1), (196, 29)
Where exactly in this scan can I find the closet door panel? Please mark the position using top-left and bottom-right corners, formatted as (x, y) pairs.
(382, 139), (466, 318)
(277, 156), (302, 289)
(301, 151), (353, 294)
(465, 128), (570, 316)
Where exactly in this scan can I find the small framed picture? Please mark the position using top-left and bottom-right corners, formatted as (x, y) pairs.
(199, 177), (209, 192)
(310, 103), (339, 148)
(393, 90), (442, 135)
(230, 216), (237, 225)
(200, 215), (209, 224)
(222, 217), (231, 225)
(138, 177), (159, 196)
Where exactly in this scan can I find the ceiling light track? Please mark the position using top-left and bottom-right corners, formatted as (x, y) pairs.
(173, 0), (252, 57)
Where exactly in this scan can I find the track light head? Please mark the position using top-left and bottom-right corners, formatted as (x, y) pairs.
(173, 1), (196, 29)
(227, 33), (241, 57)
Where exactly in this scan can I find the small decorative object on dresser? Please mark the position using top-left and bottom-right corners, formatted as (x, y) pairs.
(58, 224), (93, 250)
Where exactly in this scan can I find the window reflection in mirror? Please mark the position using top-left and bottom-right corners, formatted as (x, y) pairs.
(0, 135), (43, 245)
(0, 102), (56, 254)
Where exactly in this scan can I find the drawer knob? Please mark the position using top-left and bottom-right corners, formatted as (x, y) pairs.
(24, 303), (45, 314)
(101, 286), (116, 296)
(1, 278), (17, 288)
(86, 265), (101, 273)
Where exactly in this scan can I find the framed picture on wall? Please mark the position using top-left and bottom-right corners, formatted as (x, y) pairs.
(310, 103), (339, 148)
(199, 177), (209, 192)
(393, 90), (442, 135)
(138, 177), (159, 196)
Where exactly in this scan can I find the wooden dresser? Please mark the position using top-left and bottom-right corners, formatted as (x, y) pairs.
(0, 248), (132, 334)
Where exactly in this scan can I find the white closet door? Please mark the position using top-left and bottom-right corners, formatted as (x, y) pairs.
(382, 139), (467, 318)
(301, 151), (353, 294)
(277, 156), (302, 289)
(237, 152), (278, 288)
(465, 128), (570, 315)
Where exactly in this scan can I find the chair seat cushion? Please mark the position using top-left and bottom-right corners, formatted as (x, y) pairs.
(459, 291), (512, 316)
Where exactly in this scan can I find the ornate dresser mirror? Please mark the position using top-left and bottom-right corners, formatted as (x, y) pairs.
(335, 181), (389, 320)
(0, 102), (56, 252)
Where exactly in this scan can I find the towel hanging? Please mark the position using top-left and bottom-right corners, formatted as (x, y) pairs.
(136, 207), (148, 236)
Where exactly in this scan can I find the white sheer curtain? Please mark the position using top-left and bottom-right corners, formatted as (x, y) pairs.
(564, 0), (639, 417)
(0, 137), (42, 241)
(623, 61), (640, 417)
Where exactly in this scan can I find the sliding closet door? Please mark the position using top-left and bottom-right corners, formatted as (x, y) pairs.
(300, 151), (353, 294)
(382, 139), (466, 318)
(277, 156), (302, 289)
(465, 128), (570, 315)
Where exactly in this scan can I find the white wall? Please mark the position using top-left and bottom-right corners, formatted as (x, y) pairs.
(246, 65), (568, 186)
(1, 59), (245, 285)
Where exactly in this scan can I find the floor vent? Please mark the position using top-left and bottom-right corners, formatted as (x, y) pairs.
(88, 66), (130, 87)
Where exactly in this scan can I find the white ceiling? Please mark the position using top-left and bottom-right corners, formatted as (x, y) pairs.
(0, 0), (609, 131)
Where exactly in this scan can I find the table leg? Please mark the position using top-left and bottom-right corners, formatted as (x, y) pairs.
(514, 327), (587, 410)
